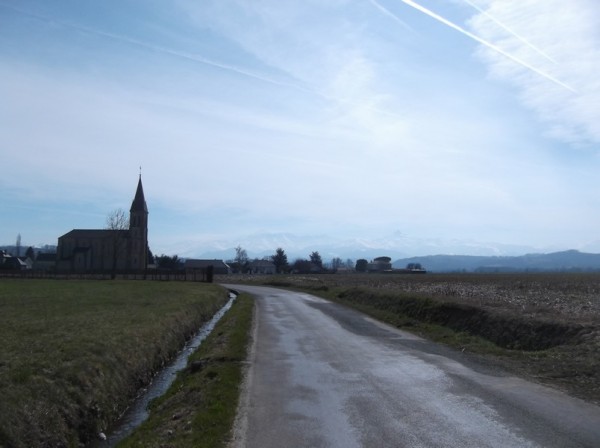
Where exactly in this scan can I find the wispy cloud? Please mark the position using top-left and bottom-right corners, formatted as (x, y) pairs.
(469, 0), (600, 145)
(0, 3), (311, 95)
(396, 0), (575, 92)
(368, 0), (414, 32)
(462, 0), (557, 64)
(181, 1), (408, 137)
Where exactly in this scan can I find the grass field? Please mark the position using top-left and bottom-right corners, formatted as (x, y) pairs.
(0, 279), (229, 448)
(219, 272), (600, 404)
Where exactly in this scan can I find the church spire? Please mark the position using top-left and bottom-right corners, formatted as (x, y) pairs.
(128, 173), (148, 270)
(130, 174), (148, 213)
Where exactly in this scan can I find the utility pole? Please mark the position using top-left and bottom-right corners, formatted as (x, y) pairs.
(16, 233), (21, 257)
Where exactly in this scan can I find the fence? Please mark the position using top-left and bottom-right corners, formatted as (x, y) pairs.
(0, 267), (213, 282)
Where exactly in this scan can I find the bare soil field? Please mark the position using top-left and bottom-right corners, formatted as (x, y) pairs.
(219, 272), (600, 405)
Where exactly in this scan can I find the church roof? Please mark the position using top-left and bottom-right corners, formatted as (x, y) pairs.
(130, 175), (148, 213)
(59, 229), (127, 239)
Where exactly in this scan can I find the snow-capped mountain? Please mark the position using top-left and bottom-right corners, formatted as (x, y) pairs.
(170, 231), (550, 262)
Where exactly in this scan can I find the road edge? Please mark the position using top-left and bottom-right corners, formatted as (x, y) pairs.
(227, 293), (259, 448)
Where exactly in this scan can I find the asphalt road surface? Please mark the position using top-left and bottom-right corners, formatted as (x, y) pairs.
(226, 285), (600, 448)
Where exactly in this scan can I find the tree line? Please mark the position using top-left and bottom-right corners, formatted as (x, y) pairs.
(151, 244), (393, 274)
(228, 246), (361, 274)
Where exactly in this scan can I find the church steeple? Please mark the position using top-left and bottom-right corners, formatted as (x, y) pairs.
(130, 174), (148, 214)
(129, 174), (148, 270)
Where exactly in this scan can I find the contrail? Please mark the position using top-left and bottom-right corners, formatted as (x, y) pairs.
(462, 0), (557, 64)
(3, 3), (408, 121)
(88, 29), (314, 95)
(368, 0), (414, 32)
(0, 3), (313, 95)
(398, 0), (575, 92)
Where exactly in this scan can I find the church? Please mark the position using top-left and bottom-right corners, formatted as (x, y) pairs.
(56, 176), (149, 272)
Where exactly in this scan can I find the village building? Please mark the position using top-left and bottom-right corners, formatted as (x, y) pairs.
(184, 259), (231, 276)
(248, 259), (276, 275)
(367, 256), (393, 272)
(56, 176), (149, 272)
(33, 252), (58, 271)
(0, 251), (31, 270)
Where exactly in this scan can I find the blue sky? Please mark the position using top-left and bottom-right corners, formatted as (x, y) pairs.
(1, 0), (600, 259)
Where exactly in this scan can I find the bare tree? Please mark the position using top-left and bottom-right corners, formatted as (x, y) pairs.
(106, 208), (129, 278)
(155, 254), (181, 269)
(234, 245), (249, 273)
(106, 208), (129, 230)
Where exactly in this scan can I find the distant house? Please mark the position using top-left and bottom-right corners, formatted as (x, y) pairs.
(11, 257), (28, 270)
(184, 259), (230, 276)
(56, 176), (149, 272)
(18, 257), (33, 270)
(33, 253), (57, 271)
(367, 256), (392, 272)
(248, 260), (276, 275)
(1, 255), (28, 270)
(0, 251), (31, 270)
(0, 250), (11, 268)
(291, 260), (322, 274)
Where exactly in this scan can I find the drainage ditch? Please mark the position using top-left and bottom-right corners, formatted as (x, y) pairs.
(100, 292), (237, 447)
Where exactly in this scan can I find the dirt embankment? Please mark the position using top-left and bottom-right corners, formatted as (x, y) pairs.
(332, 285), (600, 404)
(336, 288), (593, 351)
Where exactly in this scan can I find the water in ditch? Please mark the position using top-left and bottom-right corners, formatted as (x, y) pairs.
(101, 292), (236, 447)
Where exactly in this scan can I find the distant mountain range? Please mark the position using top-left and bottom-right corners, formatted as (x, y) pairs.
(393, 250), (600, 273)
(185, 232), (557, 262)
(187, 233), (600, 270)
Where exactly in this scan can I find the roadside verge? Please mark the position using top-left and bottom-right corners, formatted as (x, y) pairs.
(117, 293), (254, 448)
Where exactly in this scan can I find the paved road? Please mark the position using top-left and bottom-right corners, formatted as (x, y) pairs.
(226, 285), (600, 448)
